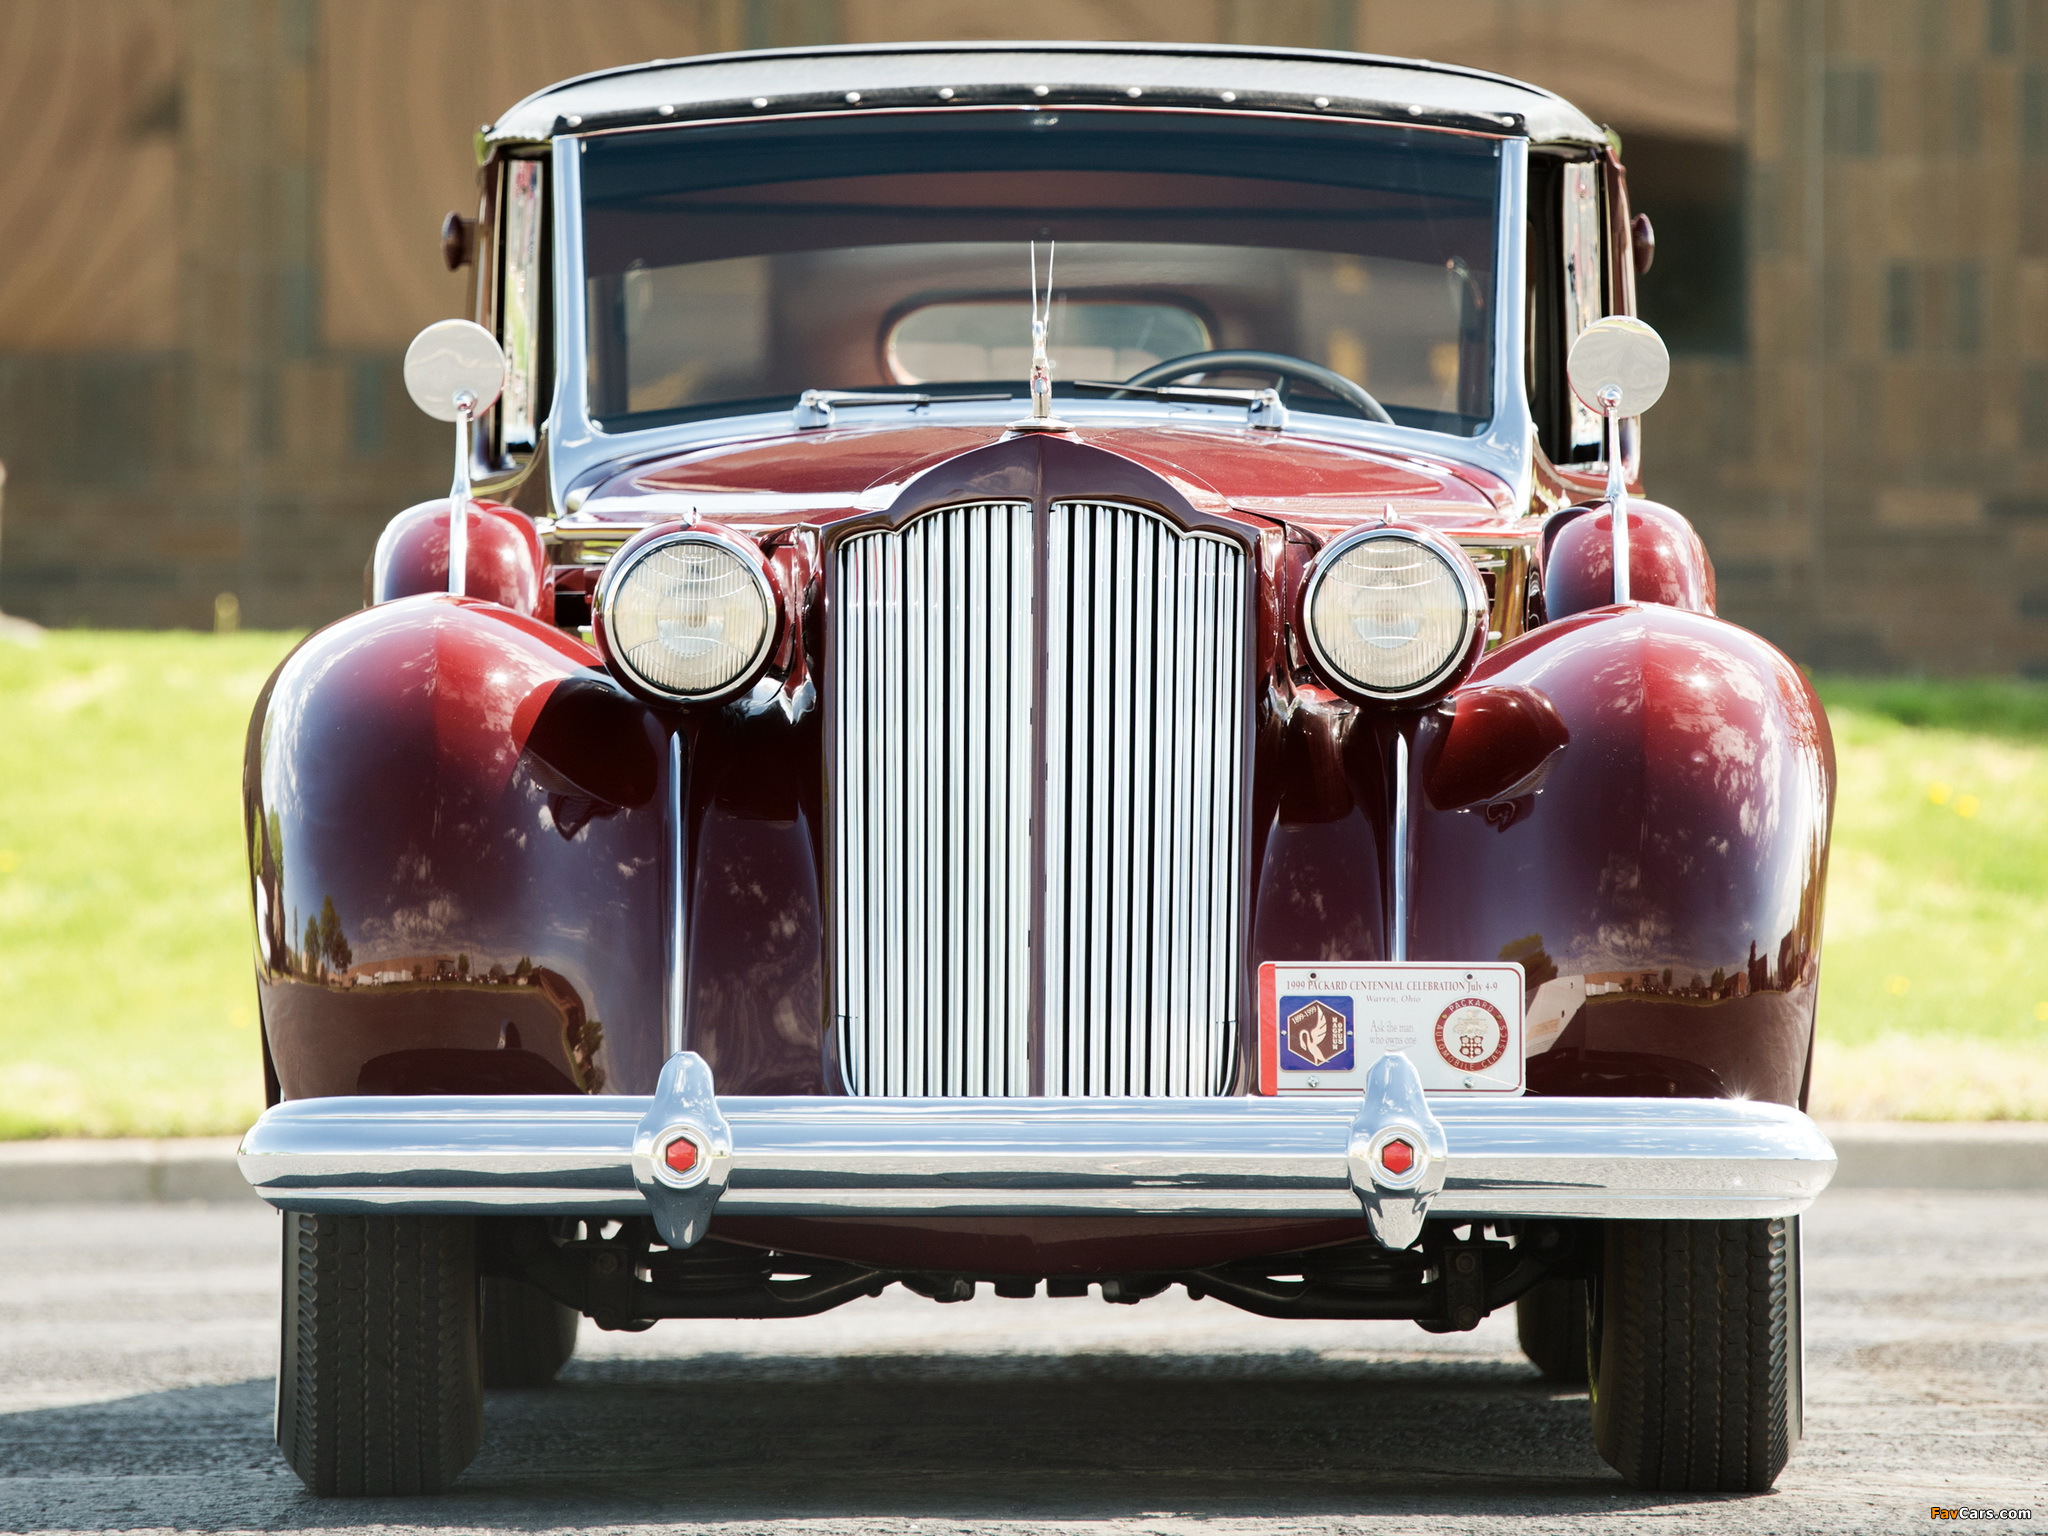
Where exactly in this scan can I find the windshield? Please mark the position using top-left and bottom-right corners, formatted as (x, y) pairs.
(580, 111), (1502, 435)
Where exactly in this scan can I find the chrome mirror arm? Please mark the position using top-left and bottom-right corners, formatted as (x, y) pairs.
(1566, 315), (1669, 608)
(401, 315), (506, 595)
(448, 391), (476, 598)
(1601, 387), (1628, 606)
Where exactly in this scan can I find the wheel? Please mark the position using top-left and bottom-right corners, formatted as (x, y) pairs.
(277, 1212), (484, 1496)
(1516, 1276), (1590, 1383)
(1589, 1217), (1801, 1492)
(479, 1277), (580, 1388)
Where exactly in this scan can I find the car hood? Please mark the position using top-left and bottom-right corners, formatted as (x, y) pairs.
(568, 421), (1526, 541)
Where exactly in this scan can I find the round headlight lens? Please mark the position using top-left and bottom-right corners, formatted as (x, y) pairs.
(1306, 533), (1480, 698)
(602, 535), (774, 699)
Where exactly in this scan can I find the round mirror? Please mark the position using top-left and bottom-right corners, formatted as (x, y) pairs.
(1567, 315), (1670, 417)
(403, 319), (506, 421)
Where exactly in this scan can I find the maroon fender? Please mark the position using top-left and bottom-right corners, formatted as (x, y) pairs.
(1422, 684), (1570, 815)
(244, 595), (670, 1101)
(1542, 498), (1715, 620)
(1409, 604), (1833, 1106)
(371, 497), (553, 619)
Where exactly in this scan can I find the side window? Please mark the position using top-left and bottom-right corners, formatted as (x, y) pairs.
(1526, 153), (1607, 467)
(498, 160), (545, 455)
(1561, 160), (1606, 458)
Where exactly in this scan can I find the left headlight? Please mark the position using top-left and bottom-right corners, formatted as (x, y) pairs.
(1302, 527), (1487, 703)
(595, 529), (777, 702)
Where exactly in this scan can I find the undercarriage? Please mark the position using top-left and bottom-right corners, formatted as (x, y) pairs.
(479, 1213), (1593, 1331)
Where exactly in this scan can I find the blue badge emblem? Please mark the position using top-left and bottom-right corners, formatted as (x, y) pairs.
(1279, 994), (1354, 1071)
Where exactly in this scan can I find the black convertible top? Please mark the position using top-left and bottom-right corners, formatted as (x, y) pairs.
(483, 40), (1608, 154)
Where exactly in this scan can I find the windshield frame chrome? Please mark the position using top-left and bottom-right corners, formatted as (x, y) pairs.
(544, 122), (1532, 514)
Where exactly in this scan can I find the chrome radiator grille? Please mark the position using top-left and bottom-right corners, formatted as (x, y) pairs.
(829, 499), (1249, 1098)
(831, 502), (1036, 1097)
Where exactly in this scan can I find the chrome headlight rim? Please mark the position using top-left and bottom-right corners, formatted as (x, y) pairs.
(1301, 525), (1488, 705)
(593, 524), (780, 704)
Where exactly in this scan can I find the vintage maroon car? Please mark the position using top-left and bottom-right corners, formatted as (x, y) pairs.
(237, 41), (1836, 1498)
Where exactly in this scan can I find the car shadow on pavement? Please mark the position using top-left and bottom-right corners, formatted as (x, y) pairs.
(0, 1349), (1784, 1530)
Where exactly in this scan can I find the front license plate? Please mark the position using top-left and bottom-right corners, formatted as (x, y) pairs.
(1257, 961), (1527, 1095)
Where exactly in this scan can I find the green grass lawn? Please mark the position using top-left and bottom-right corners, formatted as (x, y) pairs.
(0, 631), (296, 1137)
(1806, 679), (2048, 1119)
(0, 633), (2043, 1135)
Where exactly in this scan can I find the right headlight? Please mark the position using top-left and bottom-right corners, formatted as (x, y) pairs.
(1302, 528), (1487, 702)
(595, 528), (778, 702)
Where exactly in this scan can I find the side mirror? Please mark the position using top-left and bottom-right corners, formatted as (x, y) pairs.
(1565, 316), (1670, 607)
(403, 319), (505, 422)
(403, 320), (507, 599)
(1567, 315), (1669, 420)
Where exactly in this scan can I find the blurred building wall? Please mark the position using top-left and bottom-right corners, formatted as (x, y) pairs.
(0, 0), (2039, 673)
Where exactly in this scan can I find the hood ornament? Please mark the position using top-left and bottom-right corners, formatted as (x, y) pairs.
(1008, 240), (1072, 434)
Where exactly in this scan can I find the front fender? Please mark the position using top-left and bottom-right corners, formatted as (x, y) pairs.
(244, 595), (670, 1101)
(1412, 605), (1834, 1106)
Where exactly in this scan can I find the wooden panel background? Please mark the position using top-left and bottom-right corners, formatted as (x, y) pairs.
(0, 0), (2034, 670)
(0, 0), (181, 350)
(319, 1), (736, 347)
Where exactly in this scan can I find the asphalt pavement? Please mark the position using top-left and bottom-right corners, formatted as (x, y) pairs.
(0, 1190), (2042, 1535)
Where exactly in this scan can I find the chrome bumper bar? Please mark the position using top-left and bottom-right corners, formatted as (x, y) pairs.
(240, 1052), (1837, 1249)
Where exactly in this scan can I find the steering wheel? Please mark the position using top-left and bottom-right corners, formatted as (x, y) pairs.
(1120, 349), (1394, 424)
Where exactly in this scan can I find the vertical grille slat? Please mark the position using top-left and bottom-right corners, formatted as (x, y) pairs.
(831, 498), (1247, 1098)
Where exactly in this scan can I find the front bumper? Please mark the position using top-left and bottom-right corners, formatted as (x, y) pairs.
(239, 1051), (1837, 1250)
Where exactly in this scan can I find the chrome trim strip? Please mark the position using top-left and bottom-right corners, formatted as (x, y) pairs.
(1389, 731), (1410, 964)
(666, 732), (686, 1057)
(239, 1084), (1840, 1222)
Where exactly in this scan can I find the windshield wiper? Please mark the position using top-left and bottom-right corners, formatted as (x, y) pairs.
(793, 389), (1011, 429)
(1070, 379), (1263, 401)
(1069, 379), (1287, 429)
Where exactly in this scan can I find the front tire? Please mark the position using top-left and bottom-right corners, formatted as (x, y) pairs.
(479, 1277), (580, 1388)
(1516, 1277), (1589, 1383)
(1589, 1216), (1800, 1492)
(277, 1213), (484, 1496)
